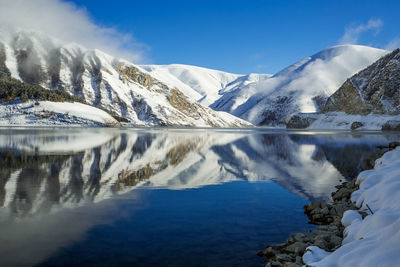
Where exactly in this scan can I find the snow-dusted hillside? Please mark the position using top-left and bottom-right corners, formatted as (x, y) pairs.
(140, 64), (274, 115)
(323, 48), (400, 115)
(0, 30), (250, 127)
(213, 45), (388, 125)
(140, 64), (243, 106)
(0, 29), (391, 128)
(0, 100), (119, 126)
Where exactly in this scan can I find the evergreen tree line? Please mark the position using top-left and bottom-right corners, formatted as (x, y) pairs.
(0, 72), (84, 103)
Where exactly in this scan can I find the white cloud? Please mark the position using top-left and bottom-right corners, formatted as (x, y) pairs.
(385, 37), (400, 50)
(339, 19), (383, 44)
(0, 0), (148, 63)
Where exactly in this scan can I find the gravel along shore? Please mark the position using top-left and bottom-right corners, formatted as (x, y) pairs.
(257, 142), (400, 267)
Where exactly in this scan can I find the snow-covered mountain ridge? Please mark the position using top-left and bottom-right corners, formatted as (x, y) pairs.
(141, 45), (388, 126)
(224, 45), (388, 125)
(323, 48), (400, 115)
(0, 30), (250, 127)
(0, 29), (392, 127)
(286, 48), (400, 130)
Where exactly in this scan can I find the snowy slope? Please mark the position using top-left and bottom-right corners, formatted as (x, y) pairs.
(210, 73), (273, 113)
(323, 48), (400, 115)
(304, 147), (400, 267)
(0, 30), (251, 127)
(140, 64), (243, 106)
(212, 45), (388, 125)
(0, 100), (119, 126)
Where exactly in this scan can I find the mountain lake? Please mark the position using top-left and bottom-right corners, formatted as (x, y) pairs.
(0, 127), (398, 267)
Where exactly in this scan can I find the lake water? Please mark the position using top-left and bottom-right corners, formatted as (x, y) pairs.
(0, 128), (398, 267)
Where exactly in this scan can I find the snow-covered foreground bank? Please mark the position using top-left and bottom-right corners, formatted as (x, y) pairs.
(304, 147), (400, 266)
(0, 101), (119, 126)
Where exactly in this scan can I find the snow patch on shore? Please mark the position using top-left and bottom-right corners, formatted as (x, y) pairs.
(303, 147), (400, 266)
(0, 100), (119, 126)
(298, 112), (400, 130)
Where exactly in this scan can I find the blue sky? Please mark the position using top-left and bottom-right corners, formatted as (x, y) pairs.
(68, 0), (399, 74)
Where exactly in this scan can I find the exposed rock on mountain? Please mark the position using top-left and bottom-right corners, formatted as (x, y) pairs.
(323, 48), (400, 115)
(286, 48), (400, 130)
(140, 64), (244, 106)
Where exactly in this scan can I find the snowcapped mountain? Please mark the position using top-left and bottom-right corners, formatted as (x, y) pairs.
(0, 30), (250, 127)
(213, 45), (388, 125)
(0, 29), (391, 128)
(286, 48), (400, 130)
(140, 45), (388, 126)
(323, 48), (400, 115)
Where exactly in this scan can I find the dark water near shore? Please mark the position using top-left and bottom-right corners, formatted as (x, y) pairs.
(0, 128), (398, 267)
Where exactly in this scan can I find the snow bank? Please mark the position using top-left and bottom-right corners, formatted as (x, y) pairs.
(0, 100), (119, 126)
(305, 112), (400, 130)
(303, 147), (400, 266)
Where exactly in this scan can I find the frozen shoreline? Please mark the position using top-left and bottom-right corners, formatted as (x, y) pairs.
(0, 100), (120, 127)
(258, 142), (400, 267)
(303, 143), (400, 266)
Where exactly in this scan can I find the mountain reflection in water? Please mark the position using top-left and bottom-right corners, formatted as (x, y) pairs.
(0, 128), (397, 267)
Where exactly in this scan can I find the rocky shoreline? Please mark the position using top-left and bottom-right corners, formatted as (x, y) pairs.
(257, 142), (400, 267)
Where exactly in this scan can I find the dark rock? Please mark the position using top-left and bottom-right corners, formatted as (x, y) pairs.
(329, 235), (343, 248)
(382, 121), (400, 131)
(318, 225), (338, 232)
(313, 237), (329, 250)
(285, 242), (308, 255)
(333, 204), (346, 217)
(320, 207), (330, 215)
(389, 141), (400, 150)
(358, 211), (368, 219)
(311, 213), (323, 221)
(286, 114), (317, 129)
(310, 207), (322, 215)
(264, 247), (276, 258)
(293, 233), (306, 242)
(283, 263), (301, 267)
(351, 121), (364, 130)
(276, 254), (293, 262)
(332, 188), (351, 201)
